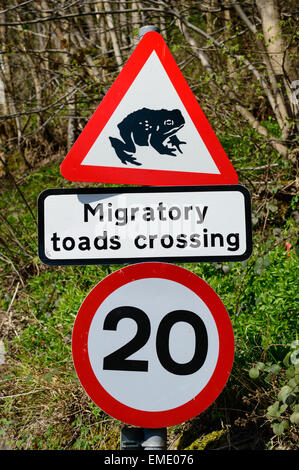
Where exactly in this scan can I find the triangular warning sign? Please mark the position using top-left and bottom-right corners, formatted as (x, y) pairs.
(61, 31), (238, 186)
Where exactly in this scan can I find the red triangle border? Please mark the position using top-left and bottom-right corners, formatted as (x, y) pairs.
(60, 31), (238, 186)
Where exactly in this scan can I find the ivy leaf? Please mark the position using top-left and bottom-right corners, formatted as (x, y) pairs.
(279, 404), (288, 414)
(290, 412), (299, 424)
(266, 401), (281, 419)
(249, 367), (259, 379)
(264, 363), (281, 374)
(286, 366), (295, 378)
(278, 385), (297, 405)
(272, 421), (289, 435)
(278, 385), (292, 403)
(288, 376), (299, 388)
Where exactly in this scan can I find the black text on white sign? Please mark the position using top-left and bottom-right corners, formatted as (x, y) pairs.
(38, 185), (252, 265)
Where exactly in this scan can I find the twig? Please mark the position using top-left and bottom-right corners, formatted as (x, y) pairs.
(0, 211), (34, 256)
(0, 253), (25, 288)
(6, 282), (20, 338)
(239, 163), (280, 171)
(6, 281), (19, 315)
(0, 389), (48, 399)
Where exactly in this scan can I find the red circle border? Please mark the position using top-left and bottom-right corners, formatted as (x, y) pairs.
(72, 262), (234, 428)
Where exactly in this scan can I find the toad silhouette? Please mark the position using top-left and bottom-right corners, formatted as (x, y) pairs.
(109, 108), (186, 166)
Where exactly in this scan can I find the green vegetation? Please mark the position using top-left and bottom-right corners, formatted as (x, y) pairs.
(0, 133), (298, 450)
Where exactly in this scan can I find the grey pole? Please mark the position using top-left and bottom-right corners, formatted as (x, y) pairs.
(120, 426), (167, 450)
(138, 25), (160, 40)
(120, 24), (167, 453)
(138, 24), (167, 452)
(141, 428), (167, 451)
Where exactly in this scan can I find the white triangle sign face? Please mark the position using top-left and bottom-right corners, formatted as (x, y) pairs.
(61, 32), (238, 186)
(82, 51), (219, 174)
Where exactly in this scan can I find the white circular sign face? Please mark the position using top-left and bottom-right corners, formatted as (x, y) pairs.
(72, 263), (234, 428)
(88, 277), (219, 411)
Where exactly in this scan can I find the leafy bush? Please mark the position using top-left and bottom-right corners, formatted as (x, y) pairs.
(248, 341), (299, 448)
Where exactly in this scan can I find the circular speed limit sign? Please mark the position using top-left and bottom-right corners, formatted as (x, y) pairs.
(72, 262), (234, 428)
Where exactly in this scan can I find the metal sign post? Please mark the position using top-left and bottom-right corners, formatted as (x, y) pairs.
(136, 27), (167, 452)
(120, 427), (167, 450)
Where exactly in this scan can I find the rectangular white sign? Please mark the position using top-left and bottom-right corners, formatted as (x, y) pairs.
(38, 186), (252, 265)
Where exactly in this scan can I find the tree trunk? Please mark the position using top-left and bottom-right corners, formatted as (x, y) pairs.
(255, 0), (294, 138)
(103, 0), (123, 71)
(255, 0), (289, 77)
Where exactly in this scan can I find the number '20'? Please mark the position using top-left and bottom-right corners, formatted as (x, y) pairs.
(103, 307), (208, 375)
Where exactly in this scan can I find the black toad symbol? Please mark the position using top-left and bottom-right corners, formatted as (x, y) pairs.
(109, 108), (186, 166)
